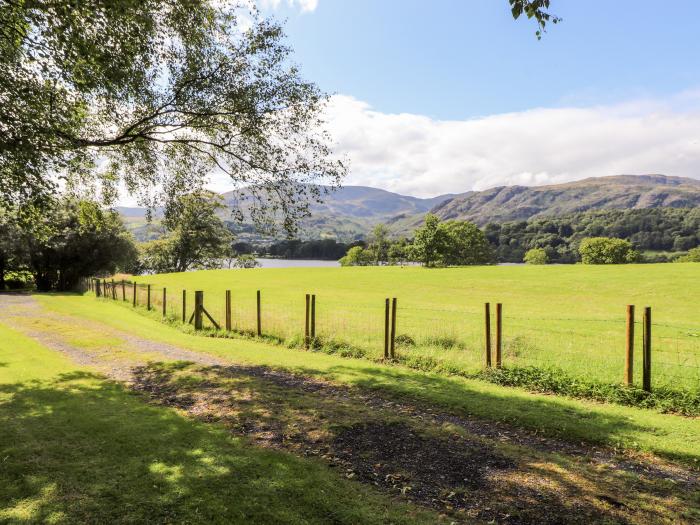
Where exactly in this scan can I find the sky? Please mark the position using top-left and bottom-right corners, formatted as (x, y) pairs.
(220, 0), (700, 197)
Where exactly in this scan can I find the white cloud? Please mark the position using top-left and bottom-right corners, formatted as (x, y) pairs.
(259, 0), (318, 12)
(323, 93), (700, 197)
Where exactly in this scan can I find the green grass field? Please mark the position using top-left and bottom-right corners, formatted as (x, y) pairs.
(0, 322), (438, 524)
(129, 264), (700, 389)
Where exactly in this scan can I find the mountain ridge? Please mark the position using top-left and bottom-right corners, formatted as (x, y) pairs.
(118, 175), (700, 241)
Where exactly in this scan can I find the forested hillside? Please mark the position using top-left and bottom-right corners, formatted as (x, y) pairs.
(485, 207), (700, 263)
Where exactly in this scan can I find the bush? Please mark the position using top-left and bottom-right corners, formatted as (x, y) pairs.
(394, 334), (416, 347)
(523, 248), (548, 265)
(579, 237), (639, 264)
(676, 247), (700, 263)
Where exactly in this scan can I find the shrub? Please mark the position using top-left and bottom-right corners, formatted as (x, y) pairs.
(394, 334), (416, 347)
(676, 247), (700, 263)
(523, 248), (548, 265)
(579, 237), (639, 264)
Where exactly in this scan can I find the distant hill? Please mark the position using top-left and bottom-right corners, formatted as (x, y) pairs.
(117, 175), (700, 242)
(221, 185), (457, 241)
(391, 175), (700, 231)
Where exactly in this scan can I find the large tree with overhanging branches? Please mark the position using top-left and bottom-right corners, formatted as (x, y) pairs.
(0, 0), (348, 233)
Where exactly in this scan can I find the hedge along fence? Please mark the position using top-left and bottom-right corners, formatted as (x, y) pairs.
(84, 277), (696, 400)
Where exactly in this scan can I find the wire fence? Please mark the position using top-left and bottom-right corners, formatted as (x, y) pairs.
(87, 277), (700, 392)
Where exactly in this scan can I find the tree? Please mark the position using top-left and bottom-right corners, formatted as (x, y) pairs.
(339, 246), (372, 267)
(232, 254), (260, 269)
(141, 191), (234, 273)
(524, 247), (548, 264)
(676, 247), (700, 263)
(387, 238), (410, 266)
(579, 237), (639, 265)
(368, 224), (390, 265)
(1, 1), (345, 233)
(22, 199), (138, 291)
(441, 220), (494, 266)
(410, 214), (448, 267)
(0, 208), (25, 289)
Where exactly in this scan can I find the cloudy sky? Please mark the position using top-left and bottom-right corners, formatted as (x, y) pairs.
(207, 0), (700, 198)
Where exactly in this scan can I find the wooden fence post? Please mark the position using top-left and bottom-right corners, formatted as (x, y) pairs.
(162, 288), (167, 317)
(256, 290), (262, 336)
(111, 279), (116, 300)
(311, 294), (316, 339)
(122, 280), (126, 301)
(384, 298), (390, 359)
(485, 302), (492, 368)
(194, 291), (203, 330)
(304, 294), (310, 349)
(643, 306), (652, 392)
(182, 290), (186, 323)
(496, 303), (502, 368)
(102, 279), (107, 297)
(95, 279), (100, 297)
(225, 290), (231, 331)
(147, 284), (151, 310)
(625, 305), (635, 386)
(390, 297), (397, 359)
(132, 282), (136, 306)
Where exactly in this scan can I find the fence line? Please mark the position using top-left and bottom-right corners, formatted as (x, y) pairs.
(88, 278), (700, 392)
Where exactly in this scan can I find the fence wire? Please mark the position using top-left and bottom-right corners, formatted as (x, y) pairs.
(90, 278), (700, 390)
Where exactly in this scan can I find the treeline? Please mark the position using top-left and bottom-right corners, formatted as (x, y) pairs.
(234, 239), (357, 260)
(484, 208), (700, 263)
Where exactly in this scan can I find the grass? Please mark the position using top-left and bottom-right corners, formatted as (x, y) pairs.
(37, 294), (700, 467)
(0, 322), (439, 524)
(128, 264), (700, 390)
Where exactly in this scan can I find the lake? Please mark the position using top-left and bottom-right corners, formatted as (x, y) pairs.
(255, 258), (340, 268)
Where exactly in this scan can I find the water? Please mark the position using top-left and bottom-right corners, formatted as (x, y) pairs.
(254, 258), (340, 268)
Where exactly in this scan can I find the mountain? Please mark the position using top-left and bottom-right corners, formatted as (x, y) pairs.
(118, 175), (700, 242)
(219, 185), (457, 241)
(393, 175), (700, 230)
(119, 186), (457, 242)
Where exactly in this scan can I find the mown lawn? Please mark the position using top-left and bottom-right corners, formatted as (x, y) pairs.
(38, 294), (700, 467)
(0, 323), (438, 524)
(128, 264), (700, 388)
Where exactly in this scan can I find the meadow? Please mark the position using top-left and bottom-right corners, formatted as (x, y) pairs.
(129, 263), (700, 391)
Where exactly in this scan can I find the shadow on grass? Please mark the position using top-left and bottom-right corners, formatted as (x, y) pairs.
(0, 372), (432, 524)
(282, 361), (700, 466)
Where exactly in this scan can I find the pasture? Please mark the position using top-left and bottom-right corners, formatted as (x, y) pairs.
(131, 263), (700, 390)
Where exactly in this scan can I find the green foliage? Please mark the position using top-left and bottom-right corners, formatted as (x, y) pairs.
(11, 198), (138, 291)
(485, 207), (700, 264)
(482, 366), (700, 416)
(579, 237), (639, 265)
(410, 214), (493, 267)
(141, 191), (234, 273)
(0, 1), (345, 229)
(509, 0), (561, 39)
(676, 247), (700, 263)
(523, 247), (548, 265)
(368, 224), (390, 264)
(232, 254), (261, 269)
(410, 213), (448, 267)
(339, 246), (373, 267)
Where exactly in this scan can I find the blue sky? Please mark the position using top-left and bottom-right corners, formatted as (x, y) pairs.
(194, 0), (700, 198)
(262, 0), (700, 120)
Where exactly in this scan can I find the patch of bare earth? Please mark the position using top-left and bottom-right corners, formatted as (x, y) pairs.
(1, 294), (698, 524)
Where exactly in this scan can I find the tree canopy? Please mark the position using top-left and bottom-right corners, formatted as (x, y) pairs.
(0, 0), (345, 232)
(579, 237), (639, 265)
(2, 199), (138, 291)
(141, 190), (234, 273)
